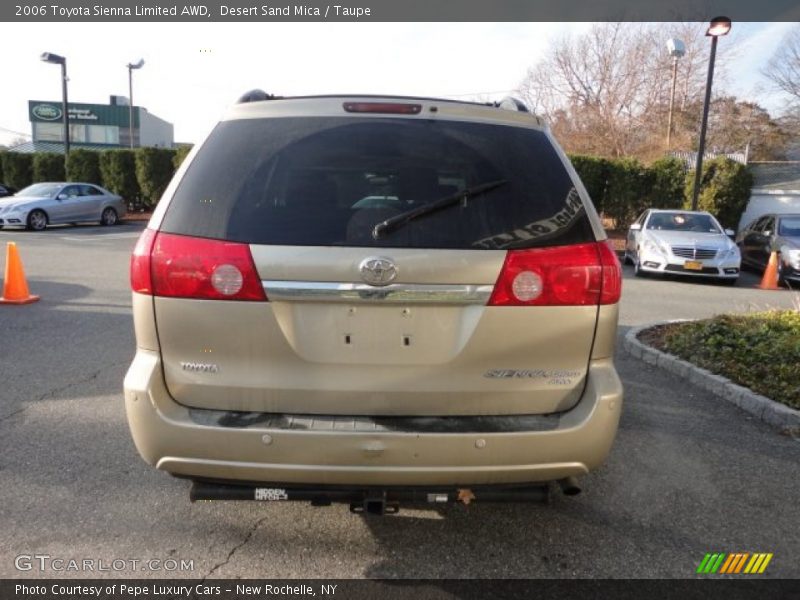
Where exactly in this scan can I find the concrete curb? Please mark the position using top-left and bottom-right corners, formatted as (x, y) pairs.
(624, 322), (800, 434)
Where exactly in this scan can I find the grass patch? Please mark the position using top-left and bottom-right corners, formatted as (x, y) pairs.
(653, 311), (800, 410)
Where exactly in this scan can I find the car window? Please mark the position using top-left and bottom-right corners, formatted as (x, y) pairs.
(16, 183), (63, 197)
(61, 185), (81, 198)
(778, 217), (800, 237)
(160, 117), (595, 250)
(752, 216), (771, 233)
(645, 213), (721, 233)
(81, 185), (103, 196)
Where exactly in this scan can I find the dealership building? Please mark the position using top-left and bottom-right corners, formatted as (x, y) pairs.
(11, 97), (174, 153)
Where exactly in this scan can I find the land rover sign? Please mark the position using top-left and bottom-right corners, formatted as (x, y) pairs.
(32, 104), (62, 121)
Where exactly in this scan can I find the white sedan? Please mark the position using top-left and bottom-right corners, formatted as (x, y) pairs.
(624, 209), (741, 284)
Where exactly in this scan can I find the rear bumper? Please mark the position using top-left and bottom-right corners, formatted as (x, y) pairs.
(124, 351), (623, 486)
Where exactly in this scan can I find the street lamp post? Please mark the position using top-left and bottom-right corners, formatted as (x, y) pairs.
(691, 17), (732, 211)
(40, 52), (70, 156)
(127, 59), (145, 148)
(665, 38), (685, 151)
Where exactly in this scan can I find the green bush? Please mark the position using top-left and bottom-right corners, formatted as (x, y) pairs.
(135, 147), (176, 207)
(99, 150), (140, 205)
(604, 157), (652, 229)
(0, 150), (5, 182)
(569, 154), (610, 210)
(684, 158), (753, 229)
(66, 148), (102, 184)
(32, 152), (66, 182)
(647, 157), (686, 210)
(662, 311), (800, 410)
(1, 152), (33, 189)
(172, 144), (193, 170)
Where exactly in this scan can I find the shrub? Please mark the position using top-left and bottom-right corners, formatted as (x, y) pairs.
(99, 150), (140, 206)
(1, 152), (33, 189)
(605, 157), (652, 229)
(66, 149), (102, 184)
(0, 150), (5, 182)
(32, 152), (66, 182)
(172, 144), (193, 170)
(568, 154), (610, 210)
(135, 147), (176, 207)
(684, 158), (753, 229)
(661, 311), (800, 409)
(647, 157), (686, 210)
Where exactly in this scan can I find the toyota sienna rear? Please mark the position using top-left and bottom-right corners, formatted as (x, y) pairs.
(124, 93), (623, 512)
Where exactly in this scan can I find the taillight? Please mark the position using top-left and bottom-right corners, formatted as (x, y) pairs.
(130, 231), (267, 301)
(343, 102), (422, 114)
(597, 239), (622, 305)
(130, 227), (156, 294)
(488, 242), (621, 306)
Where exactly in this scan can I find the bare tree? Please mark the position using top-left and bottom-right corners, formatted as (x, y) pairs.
(763, 26), (800, 103)
(518, 22), (728, 160)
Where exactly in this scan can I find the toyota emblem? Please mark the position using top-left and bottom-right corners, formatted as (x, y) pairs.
(359, 257), (398, 286)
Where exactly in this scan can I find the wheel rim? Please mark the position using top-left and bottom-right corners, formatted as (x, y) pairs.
(30, 211), (46, 230)
(103, 209), (117, 225)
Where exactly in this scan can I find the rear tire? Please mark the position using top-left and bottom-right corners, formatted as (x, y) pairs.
(27, 209), (48, 231)
(100, 207), (118, 226)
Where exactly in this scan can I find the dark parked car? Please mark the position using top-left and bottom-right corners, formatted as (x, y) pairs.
(0, 183), (17, 197)
(737, 213), (800, 284)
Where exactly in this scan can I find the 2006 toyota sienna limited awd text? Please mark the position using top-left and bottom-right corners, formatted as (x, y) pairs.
(124, 93), (623, 513)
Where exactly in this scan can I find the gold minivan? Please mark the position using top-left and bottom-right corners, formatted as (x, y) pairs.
(124, 94), (623, 513)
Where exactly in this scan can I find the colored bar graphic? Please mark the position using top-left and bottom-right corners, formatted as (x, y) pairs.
(711, 554), (726, 573)
(758, 554), (773, 574)
(720, 554), (736, 574)
(721, 553), (739, 574)
(697, 554), (712, 574)
(700, 552), (773, 575)
(744, 554), (760, 574)
(734, 553), (749, 573)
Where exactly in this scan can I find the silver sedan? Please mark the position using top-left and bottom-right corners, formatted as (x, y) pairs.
(0, 182), (127, 231)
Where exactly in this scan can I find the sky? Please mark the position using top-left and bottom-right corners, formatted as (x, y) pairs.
(0, 21), (797, 147)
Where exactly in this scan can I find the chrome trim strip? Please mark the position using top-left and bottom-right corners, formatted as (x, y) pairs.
(262, 280), (493, 304)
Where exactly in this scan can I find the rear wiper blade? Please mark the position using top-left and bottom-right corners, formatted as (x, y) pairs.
(372, 179), (508, 240)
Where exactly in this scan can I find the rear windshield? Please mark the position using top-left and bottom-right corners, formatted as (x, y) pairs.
(160, 117), (595, 250)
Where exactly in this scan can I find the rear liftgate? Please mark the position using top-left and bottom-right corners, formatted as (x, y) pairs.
(189, 479), (582, 515)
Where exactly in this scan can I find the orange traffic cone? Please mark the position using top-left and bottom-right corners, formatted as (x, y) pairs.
(0, 242), (40, 304)
(758, 251), (781, 291)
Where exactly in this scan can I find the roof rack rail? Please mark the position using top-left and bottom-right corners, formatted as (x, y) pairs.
(495, 97), (529, 113)
(237, 89), (279, 104)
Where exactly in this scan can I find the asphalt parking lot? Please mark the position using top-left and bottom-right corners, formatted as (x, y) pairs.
(0, 223), (798, 579)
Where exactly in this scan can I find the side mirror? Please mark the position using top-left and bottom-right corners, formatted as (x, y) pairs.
(724, 229), (735, 237)
(56, 193), (67, 200)
(630, 223), (642, 231)
(763, 230), (772, 237)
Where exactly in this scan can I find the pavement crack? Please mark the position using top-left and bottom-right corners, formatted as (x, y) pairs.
(35, 359), (129, 403)
(202, 515), (269, 580)
(0, 407), (27, 423)
(1, 359), (129, 424)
